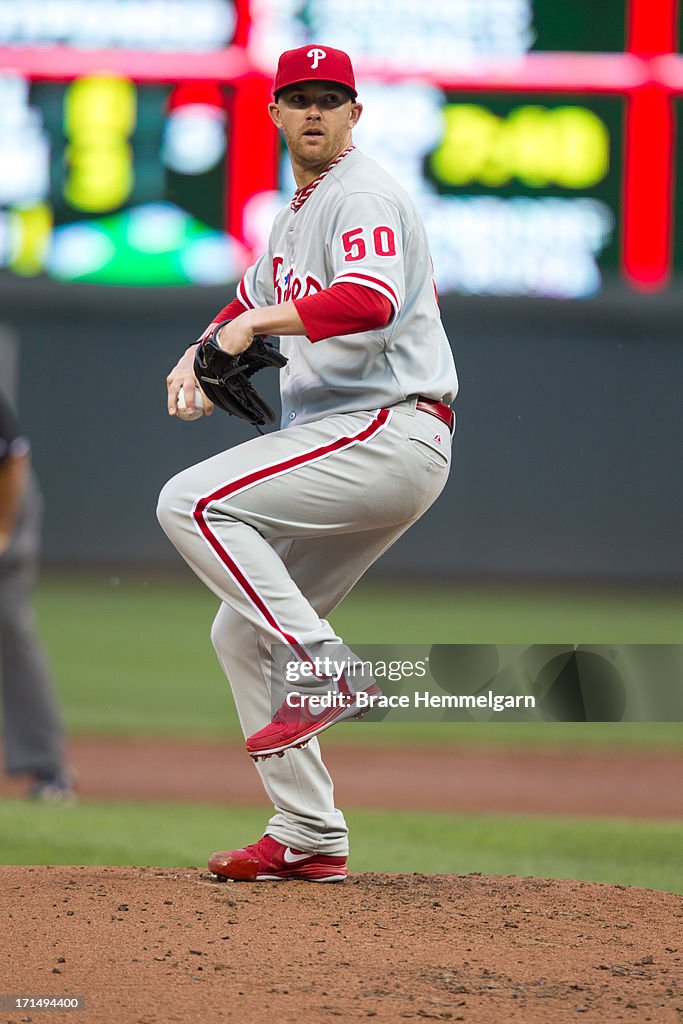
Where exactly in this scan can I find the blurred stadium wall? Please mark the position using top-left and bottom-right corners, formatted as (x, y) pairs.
(1, 280), (681, 585)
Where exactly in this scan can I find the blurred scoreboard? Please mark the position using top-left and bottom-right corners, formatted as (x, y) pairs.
(0, 0), (680, 297)
(0, 77), (238, 286)
(419, 94), (622, 298)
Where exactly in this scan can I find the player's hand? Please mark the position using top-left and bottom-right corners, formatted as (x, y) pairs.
(166, 344), (214, 417)
(213, 316), (255, 356)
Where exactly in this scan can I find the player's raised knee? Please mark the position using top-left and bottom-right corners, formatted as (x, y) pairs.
(156, 471), (194, 536)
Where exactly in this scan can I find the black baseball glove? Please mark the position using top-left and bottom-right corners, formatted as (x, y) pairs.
(194, 324), (288, 427)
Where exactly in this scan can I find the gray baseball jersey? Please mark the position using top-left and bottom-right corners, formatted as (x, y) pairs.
(236, 146), (459, 426)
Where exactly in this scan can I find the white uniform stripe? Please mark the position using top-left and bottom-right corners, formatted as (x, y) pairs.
(238, 277), (256, 309)
(332, 272), (402, 314)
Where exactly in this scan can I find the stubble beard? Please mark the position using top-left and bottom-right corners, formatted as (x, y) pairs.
(287, 127), (351, 181)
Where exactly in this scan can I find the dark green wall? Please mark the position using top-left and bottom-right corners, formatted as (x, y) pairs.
(1, 279), (682, 583)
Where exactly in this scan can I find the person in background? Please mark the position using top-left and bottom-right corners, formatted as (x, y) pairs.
(0, 391), (75, 802)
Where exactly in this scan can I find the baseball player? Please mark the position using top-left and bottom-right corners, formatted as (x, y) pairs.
(157, 45), (458, 881)
(0, 392), (74, 801)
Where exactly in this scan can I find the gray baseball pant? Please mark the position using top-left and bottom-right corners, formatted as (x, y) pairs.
(157, 401), (452, 855)
(0, 480), (65, 777)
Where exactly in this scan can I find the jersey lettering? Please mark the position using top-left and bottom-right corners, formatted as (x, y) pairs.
(273, 255), (323, 304)
(341, 227), (366, 262)
(341, 225), (398, 262)
(303, 273), (324, 296)
(373, 225), (397, 257)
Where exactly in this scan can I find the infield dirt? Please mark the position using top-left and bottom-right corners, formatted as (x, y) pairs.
(2, 737), (682, 818)
(1, 866), (682, 1024)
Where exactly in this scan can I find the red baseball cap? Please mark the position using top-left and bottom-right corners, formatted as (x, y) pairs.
(273, 45), (357, 100)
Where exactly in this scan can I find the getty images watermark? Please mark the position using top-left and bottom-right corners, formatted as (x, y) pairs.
(283, 655), (535, 714)
(270, 644), (683, 723)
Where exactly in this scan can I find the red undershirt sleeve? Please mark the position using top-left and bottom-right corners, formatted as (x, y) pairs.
(212, 298), (249, 324)
(294, 282), (393, 343)
(201, 285), (391, 344)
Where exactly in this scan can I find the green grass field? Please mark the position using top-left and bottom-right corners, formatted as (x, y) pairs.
(33, 572), (683, 747)
(3, 573), (678, 890)
(1, 798), (681, 894)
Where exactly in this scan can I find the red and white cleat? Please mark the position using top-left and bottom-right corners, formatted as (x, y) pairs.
(246, 682), (381, 759)
(208, 835), (347, 882)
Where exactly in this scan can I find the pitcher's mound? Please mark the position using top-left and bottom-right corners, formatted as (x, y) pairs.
(1, 866), (681, 1023)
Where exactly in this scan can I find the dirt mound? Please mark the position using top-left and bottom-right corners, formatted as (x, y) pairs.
(1, 867), (681, 1023)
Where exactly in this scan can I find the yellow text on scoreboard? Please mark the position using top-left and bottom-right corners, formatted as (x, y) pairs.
(431, 104), (610, 190)
(63, 75), (137, 212)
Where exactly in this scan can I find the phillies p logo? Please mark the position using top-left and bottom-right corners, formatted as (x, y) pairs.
(307, 47), (327, 69)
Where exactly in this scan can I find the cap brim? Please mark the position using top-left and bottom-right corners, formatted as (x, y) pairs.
(274, 80), (357, 100)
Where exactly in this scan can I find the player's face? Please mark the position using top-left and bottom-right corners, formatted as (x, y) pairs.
(269, 83), (362, 182)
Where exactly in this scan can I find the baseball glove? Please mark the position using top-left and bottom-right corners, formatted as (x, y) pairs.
(194, 325), (288, 427)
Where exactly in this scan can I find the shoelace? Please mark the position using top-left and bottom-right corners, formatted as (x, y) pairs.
(241, 835), (278, 857)
(272, 705), (292, 723)
(241, 835), (312, 864)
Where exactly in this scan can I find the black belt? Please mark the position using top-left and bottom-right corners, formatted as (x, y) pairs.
(415, 396), (455, 434)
